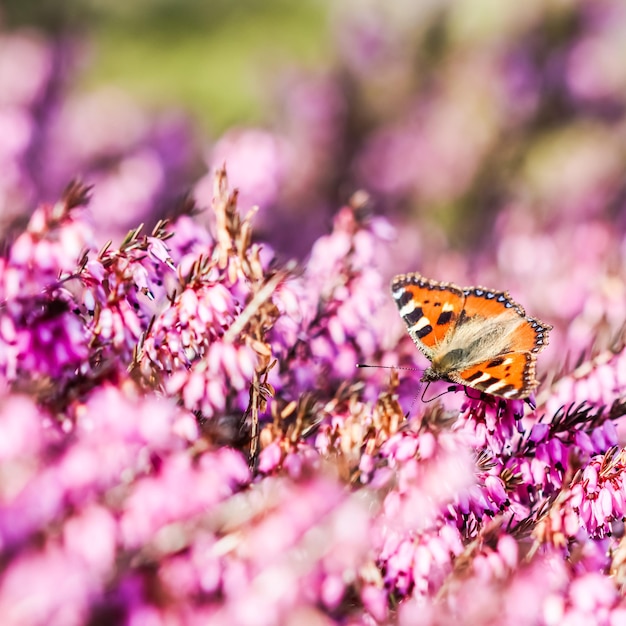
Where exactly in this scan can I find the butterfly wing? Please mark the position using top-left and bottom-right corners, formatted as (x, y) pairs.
(452, 287), (552, 398)
(449, 351), (538, 399)
(461, 287), (551, 355)
(391, 273), (465, 360)
(392, 275), (552, 399)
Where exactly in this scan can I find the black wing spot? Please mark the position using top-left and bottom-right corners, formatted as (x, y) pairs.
(415, 324), (433, 339)
(486, 357), (505, 368)
(396, 291), (412, 308)
(436, 310), (453, 325)
(404, 307), (424, 326)
(496, 384), (517, 396)
(476, 376), (500, 389)
(465, 370), (486, 382)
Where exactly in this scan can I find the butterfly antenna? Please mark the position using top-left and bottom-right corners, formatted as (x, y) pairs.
(357, 364), (428, 418)
(356, 364), (421, 371)
(420, 384), (460, 403)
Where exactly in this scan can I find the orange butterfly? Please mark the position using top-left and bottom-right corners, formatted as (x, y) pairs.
(391, 273), (551, 399)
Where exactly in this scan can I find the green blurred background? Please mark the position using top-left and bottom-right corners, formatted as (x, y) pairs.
(2, 0), (330, 133)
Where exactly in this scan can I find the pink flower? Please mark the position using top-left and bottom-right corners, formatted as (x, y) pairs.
(0, 547), (98, 626)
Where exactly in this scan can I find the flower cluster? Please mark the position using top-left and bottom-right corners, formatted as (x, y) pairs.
(3, 1), (626, 623)
(2, 169), (626, 626)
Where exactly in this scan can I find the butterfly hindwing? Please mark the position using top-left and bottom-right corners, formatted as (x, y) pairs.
(453, 351), (537, 399)
(391, 273), (465, 357)
(509, 315), (551, 354)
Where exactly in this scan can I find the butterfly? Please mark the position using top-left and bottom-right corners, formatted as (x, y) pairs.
(391, 273), (552, 400)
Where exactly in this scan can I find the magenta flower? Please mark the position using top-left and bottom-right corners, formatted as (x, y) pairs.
(568, 450), (626, 538)
(2, 154), (626, 626)
(4, 4), (626, 621)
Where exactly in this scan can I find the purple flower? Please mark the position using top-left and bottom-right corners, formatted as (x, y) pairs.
(200, 128), (287, 211)
(456, 396), (525, 455)
(5, 5), (626, 621)
(567, 451), (626, 538)
(0, 546), (98, 626)
(164, 340), (256, 417)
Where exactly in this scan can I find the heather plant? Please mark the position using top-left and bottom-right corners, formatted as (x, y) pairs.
(2, 167), (626, 625)
(3, 0), (626, 624)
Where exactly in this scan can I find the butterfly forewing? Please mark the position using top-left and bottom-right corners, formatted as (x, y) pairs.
(462, 288), (523, 319)
(453, 351), (536, 399)
(462, 289), (552, 354)
(391, 274), (464, 355)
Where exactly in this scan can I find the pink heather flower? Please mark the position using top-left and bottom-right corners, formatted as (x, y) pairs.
(165, 214), (214, 270)
(202, 128), (287, 211)
(164, 339), (256, 416)
(270, 205), (396, 397)
(159, 476), (371, 625)
(567, 451), (626, 538)
(37, 309), (86, 370)
(379, 524), (464, 597)
(0, 189), (98, 381)
(455, 396), (525, 455)
(258, 441), (286, 474)
(258, 435), (321, 478)
(320, 573), (346, 609)
(74, 385), (197, 449)
(541, 348), (626, 421)
(158, 554), (201, 602)
(62, 505), (117, 578)
(0, 546), (98, 626)
(120, 448), (249, 548)
(0, 386), (201, 550)
(361, 584), (388, 623)
(0, 295), (89, 381)
(489, 214), (626, 367)
(452, 470), (513, 527)
(530, 422), (550, 442)
(92, 300), (143, 353)
(361, 424), (476, 600)
(0, 394), (44, 460)
(146, 236), (174, 268)
(551, 572), (621, 625)
(2, 198), (94, 300)
(473, 534), (519, 581)
(141, 283), (238, 372)
(80, 240), (172, 312)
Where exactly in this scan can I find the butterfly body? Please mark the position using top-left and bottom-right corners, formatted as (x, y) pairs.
(391, 273), (551, 399)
